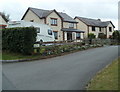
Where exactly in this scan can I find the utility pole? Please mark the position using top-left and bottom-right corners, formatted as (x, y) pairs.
(118, 1), (120, 30)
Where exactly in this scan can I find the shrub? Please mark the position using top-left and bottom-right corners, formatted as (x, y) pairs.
(2, 27), (37, 55)
(112, 31), (120, 43)
(88, 33), (96, 39)
(98, 33), (106, 39)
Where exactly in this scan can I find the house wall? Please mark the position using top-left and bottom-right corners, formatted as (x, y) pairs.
(75, 18), (88, 38)
(0, 15), (7, 25)
(46, 11), (63, 41)
(89, 26), (100, 38)
(22, 10), (45, 24)
(63, 22), (77, 29)
(106, 23), (114, 38)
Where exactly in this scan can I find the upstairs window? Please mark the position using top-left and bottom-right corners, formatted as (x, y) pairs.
(99, 27), (101, 32)
(51, 18), (57, 26)
(92, 26), (95, 31)
(109, 27), (112, 32)
(69, 23), (74, 28)
(30, 20), (34, 22)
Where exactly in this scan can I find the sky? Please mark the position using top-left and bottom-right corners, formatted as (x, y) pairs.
(0, 0), (119, 30)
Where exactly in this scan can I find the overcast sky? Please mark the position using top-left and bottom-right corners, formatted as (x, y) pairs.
(0, 0), (119, 30)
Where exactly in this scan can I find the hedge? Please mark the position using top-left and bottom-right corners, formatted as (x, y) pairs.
(2, 27), (37, 55)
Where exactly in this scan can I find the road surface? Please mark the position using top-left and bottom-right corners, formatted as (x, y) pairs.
(2, 46), (119, 90)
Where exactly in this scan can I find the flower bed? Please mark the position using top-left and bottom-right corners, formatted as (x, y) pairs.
(34, 43), (103, 56)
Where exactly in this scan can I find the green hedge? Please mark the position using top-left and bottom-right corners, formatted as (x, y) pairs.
(2, 27), (37, 55)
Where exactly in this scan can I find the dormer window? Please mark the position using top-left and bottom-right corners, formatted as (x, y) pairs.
(69, 23), (74, 28)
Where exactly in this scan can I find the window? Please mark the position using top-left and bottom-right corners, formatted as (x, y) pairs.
(51, 18), (57, 26)
(48, 29), (52, 35)
(76, 33), (80, 39)
(99, 27), (101, 32)
(69, 23), (74, 28)
(30, 20), (34, 22)
(109, 27), (112, 32)
(92, 26), (95, 31)
(36, 28), (40, 33)
(53, 31), (58, 39)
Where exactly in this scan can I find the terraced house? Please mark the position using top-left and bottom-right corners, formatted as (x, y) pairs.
(21, 7), (84, 41)
(74, 17), (115, 38)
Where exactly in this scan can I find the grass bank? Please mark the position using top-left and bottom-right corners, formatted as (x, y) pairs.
(87, 57), (119, 90)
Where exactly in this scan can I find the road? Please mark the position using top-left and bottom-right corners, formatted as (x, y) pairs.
(2, 46), (119, 90)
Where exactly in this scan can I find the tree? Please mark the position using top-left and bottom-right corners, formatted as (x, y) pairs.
(112, 31), (120, 42)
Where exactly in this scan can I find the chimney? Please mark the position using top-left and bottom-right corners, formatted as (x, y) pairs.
(98, 19), (101, 21)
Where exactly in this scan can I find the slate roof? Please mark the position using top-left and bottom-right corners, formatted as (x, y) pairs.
(75, 16), (115, 28)
(22, 7), (77, 23)
(61, 28), (84, 33)
(29, 7), (53, 18)
(58, 12), (77, 23)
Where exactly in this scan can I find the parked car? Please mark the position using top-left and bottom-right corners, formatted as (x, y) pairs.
(7, 20), (55, 43)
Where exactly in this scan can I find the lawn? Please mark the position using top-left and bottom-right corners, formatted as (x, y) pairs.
(87, 57), (119, 90)
(2, 51), (41, 60)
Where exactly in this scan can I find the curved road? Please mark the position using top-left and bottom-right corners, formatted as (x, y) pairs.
(2, 46), (119, 90)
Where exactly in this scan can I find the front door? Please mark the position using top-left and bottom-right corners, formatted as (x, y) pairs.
(67, 32), (72, 41)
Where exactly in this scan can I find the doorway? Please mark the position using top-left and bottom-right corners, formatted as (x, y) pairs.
(67, 32), (72, 40)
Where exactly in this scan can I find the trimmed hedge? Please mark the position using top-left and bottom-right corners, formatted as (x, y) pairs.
(2, 27), (37, 55)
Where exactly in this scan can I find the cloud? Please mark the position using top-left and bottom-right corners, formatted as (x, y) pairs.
(0, 0), (119, 29)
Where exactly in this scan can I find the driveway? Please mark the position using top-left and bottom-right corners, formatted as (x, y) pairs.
(2, 46), (119, 90)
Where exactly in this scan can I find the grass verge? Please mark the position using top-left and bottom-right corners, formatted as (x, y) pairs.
(2, 52), (41, 60)
(87, 57), (119, 90)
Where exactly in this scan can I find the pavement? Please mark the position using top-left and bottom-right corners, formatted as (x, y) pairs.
(2, 46), (119, 90)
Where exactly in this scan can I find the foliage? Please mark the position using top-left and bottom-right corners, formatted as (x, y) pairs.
(88, 33), (96, 39)
(98, 33), (106, 39)
(2, 27), (37, 55)
(112, 31), (120, 42)
(34, 43), (103, 55)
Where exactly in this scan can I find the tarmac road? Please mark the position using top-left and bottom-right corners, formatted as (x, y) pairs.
(2, 46), (119, 90)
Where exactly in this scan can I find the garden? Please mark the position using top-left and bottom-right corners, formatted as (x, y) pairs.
(2, 28), (120, 61)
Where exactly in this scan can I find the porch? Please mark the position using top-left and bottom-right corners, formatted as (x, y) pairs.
(61, 28), (85, 42)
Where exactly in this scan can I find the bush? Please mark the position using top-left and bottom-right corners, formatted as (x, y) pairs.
(112, 31), (120, 43)
(98, 33), (106, 39)
(2, 27), (37, 55)
(88, 33), (96, 39)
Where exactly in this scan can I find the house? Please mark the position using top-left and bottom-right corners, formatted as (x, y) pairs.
(21, 7), (84, 41)
(0, 12), (8, 29)
(74, 17), (115, 38)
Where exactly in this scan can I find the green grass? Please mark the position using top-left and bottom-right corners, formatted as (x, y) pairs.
(87, 57), (119, 90)
(2, 51), (41, 60)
